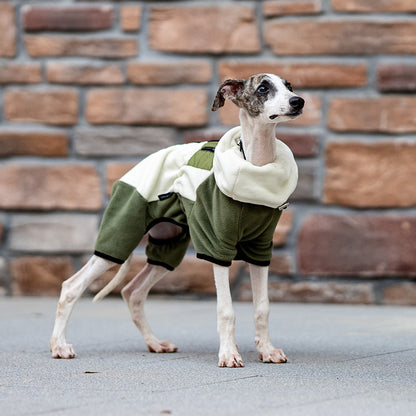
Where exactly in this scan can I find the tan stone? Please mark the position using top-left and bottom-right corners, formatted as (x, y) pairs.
(383, 283), (416, 306)
(127, 61), (212, 85)
(149, 6), (260, 54)
(9, 214), (99, 253)
(324, 142), (416, 208)
(47, 63), (124, 85)
(263, 0), (322, 16)
(106, 162), (135, 195)
(121, 5), (142, 32)
(0, 131), (68, 157)
(0, 164), (101, 211)
(218, 62), (367, 88)
(4, 89), (78, 126)
(265, 20), (416, 55)
(86, 88), (208, 127)
(328, 97), (416, 133)
(0, 3), (16, 57)
(0, 63), (42, 84)
(273, 210), (293, 247)
(25, 35), (137, 58)
(218, 94), (321, 126)
(11, 256), (75, 296)
(331, 0), (416, 12)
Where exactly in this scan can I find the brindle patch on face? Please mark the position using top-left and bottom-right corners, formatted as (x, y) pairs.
(231, 74), (277, 117)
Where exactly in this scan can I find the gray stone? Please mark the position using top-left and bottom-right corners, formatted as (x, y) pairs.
(75, 127), (177, 157)
(9, 214), (98, 253)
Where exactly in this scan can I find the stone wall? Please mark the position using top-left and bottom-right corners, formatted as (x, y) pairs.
(1, 0), (416, 305)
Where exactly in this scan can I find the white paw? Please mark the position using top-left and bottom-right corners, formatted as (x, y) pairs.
(258, 348), (287, 364)
(147, 339), (178, 353)
(218, 346), (244, 368)
(51, 339), (76, 359)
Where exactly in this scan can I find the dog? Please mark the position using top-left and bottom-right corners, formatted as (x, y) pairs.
(50, 73), (304, 367)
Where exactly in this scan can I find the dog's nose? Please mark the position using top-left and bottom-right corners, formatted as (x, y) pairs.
(289, 96), (304, 110)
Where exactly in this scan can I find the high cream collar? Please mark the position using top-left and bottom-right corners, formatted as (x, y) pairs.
(213, 126), (298, 208)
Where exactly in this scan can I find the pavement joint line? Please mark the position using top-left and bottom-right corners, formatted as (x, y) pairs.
(335, 347), (416, 363)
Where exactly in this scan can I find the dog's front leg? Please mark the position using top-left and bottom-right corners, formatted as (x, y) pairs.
(213, 264), (243, 368)
(250, 264), (287, 363)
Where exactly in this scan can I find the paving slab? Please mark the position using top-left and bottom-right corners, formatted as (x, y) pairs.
(1, 297), (415, 416)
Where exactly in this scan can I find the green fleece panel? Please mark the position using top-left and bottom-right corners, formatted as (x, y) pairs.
(95, 181), (149, 263)
(187, 141), (219, 170)
(184, 174), (282, 266)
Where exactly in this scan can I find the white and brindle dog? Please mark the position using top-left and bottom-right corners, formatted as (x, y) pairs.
(50, 74), (304, 367)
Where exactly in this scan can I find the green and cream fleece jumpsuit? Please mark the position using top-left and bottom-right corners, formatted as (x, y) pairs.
(94, 126), (298, 270)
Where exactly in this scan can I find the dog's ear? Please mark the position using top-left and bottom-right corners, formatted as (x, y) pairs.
(211, 79), (245, 111)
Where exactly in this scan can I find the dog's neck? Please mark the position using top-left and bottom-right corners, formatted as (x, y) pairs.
(239, 109), (277, 166)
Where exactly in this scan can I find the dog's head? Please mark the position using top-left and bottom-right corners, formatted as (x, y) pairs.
(212, 73), (304, 124)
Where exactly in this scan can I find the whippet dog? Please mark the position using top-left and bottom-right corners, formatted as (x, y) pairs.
(50, 73), (304, 367)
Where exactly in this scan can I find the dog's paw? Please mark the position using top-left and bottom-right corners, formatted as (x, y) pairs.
(258, 348), (287, 364)
(147, 339), (178, 353)
(218, 346), (244, 368)
(51, 342), (76, 359)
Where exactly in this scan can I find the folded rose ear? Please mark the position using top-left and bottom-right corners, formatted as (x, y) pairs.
(211, 79), (245, 111)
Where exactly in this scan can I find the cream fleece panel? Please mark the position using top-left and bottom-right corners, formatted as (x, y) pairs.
(120, 141), (205, 202)
(213, 126), (298, 208)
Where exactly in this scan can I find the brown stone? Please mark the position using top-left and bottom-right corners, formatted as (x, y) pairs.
(4, 89), (78, 126)
(383, 283), (416, 306)
(273, 210), (293, 247)
(263, 0), (322, 16)
(9, 214), (99, 253)
(75, 127), (176, 157)
(90, 255), (244, 296)
(0, 131), (68, 157)
(106, 162), (135, 195)
(331, 0), (416, 12)
(377, 64), (416, 92)
(298, 214), (416, 277)
(22, 5), (114, 31)
(265, 20), (416, 55)
(47, 63), (124, 85)
(120, 5), (142, 32)
(328, 97), (416, 133)
(279, 133), (319, 158)
(25, 36), (138, 58)
(127, 61), (212, 85)
(11, 256), (75, 296)
(0, 63), (42, 84)
(238, 280), (375, 304)
(218, 62), (367, 88)
(218, 94), (321, 126)
(149, 6), (260, 54)
(0, 164), (101, 211)
(86, 88), (208, 127)
(269, 254), (294, 276)
(324, 142), (416, 208)
(0, 3), (16, 57)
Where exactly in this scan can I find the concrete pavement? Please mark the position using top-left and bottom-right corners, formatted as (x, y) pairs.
(1, 296), (415, 416)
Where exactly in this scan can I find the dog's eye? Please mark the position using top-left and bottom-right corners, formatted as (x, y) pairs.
(257, 85), (269, 94)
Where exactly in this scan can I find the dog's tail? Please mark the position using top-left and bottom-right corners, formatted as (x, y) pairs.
(93, 254), (133, 302)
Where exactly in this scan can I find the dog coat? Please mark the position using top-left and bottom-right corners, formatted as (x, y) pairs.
(94, 126), (298, 270)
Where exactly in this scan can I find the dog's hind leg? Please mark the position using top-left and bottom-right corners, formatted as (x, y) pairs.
(121, 264), (177, 353)
(250, 264), (287, 363)
(50, 255), (115, 358)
